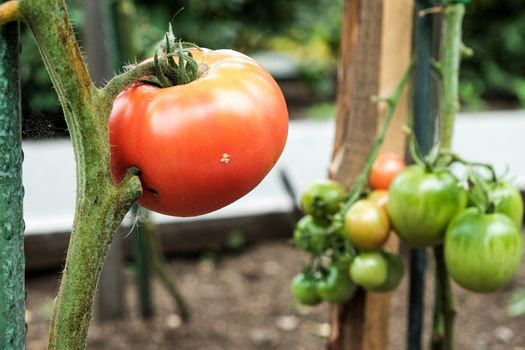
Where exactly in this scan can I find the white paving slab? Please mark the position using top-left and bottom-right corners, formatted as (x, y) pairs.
(22, 111), (525, 235)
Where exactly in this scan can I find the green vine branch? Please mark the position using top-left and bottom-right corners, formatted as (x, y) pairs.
(431, 2), (465, 350)
(340, 63), (414, 214)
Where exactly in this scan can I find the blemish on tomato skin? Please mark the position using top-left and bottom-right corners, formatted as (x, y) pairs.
(220, 153), (231, 164)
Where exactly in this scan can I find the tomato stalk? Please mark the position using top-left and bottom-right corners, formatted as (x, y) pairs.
(431, 2), (466, 349)
(339, 63), (414, 215)
(14, 0), (148, 348)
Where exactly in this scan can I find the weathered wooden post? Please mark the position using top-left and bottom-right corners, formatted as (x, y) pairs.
(328, 0), (414, 349)
(0, 0), (25, 347)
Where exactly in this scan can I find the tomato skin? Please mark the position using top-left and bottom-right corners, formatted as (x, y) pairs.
(293, 215), (329, 255)
(300, 179), (346, 221)
(291, 272), (322, 306)
(368, 190), (389, 212)
(349, 252), (388, 289)
(492, 181), (523, 228)
(445, 208), (523, 293)
(369, 153), (406, 190)
(369, 251), (404, 292)
(316, 265), (357, 303)
(388, 165), (467, 247)
(109, 49), (288, 217)
(344, 199), (390, 251)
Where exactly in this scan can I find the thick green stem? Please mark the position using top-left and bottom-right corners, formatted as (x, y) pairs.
(439, 4), (464, 150)
(0, 6), (25, 348)
(431, 3), (464, 350)
(18, 0), (142, 349)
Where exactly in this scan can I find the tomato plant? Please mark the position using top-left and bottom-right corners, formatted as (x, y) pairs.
(109, 49), (288, 217)
(491, 181), (523, 228)
(291, 272), (321, 306)
(369, 153), (406, 190)
(344, 199), (390, 250)
(387, 165), (467, 247)
(445, 208), (523, 293)
(316, 264), (357, 303)
(300, 179), (346, 221)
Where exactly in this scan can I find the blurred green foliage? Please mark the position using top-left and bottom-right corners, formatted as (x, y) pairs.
(19, 0), (525, 135)
(461, 0), (525, 109)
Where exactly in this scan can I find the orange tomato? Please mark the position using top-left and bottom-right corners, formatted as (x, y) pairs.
(344, 199), (390, 251)
(369, 153), (406, 190)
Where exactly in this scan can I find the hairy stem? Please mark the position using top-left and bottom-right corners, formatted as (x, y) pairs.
(18, 0), (143, 348)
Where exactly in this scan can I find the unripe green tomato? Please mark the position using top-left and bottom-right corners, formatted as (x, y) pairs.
(293, 215), (328, 254)
(344, 199), (390, 251)
(445, 208), (523, 293)
(301, 179), (346, 220)
(369, 251), (404, 292)
(491, 181), (523, 228)
(316, 264), (357, 303)
(291, 272), (322, 306)
(388, 165), (467, 247)
(349, 252), (388, 290)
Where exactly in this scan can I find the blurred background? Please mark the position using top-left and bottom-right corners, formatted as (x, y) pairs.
(20, 0), (525, 138)
(21, 0), (525, 349)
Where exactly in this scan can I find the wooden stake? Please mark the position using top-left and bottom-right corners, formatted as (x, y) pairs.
(328, 0), (414, 349)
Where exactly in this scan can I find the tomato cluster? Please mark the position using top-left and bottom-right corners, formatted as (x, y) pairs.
(291, 155), (406, 306)
(292, 149), (524, 306)
(387, 151), (523, 293)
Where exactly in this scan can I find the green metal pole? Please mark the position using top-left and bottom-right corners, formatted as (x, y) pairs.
(407, 1), (435, 349)
(0, 5), (25, 348)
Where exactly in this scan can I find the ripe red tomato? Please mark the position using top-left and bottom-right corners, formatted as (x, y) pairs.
(109, 49), (288, 216)
(369, 153), (406, 190)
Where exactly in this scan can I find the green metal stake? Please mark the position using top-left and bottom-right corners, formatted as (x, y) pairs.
(0, 4), (25, 348)
(130, 204), (153, 318)
(407, 1), (435, 349)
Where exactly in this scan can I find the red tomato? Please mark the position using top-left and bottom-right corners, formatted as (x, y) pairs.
(109, 49), (288, 216)
(369, 153), (406, 190)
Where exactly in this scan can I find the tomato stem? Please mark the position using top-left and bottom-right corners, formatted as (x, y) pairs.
(339, 63), (414, 215)
(431, 3), (465, 350)
(18, 0), (144, 348)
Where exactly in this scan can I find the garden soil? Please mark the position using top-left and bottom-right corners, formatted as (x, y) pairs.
(26, 239), (525, 350)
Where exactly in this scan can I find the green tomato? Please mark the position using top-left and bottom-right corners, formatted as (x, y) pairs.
(291, 272), (322, 306)
(370, 251), (404, 292)
(445, 208), (523, 293)
(492, 181), (523, 228)
(349, 252), (387, 290)
(301, 179), (346, 221)
(316, 264), (357, 303)
(293, 215), (329, 254)
(388, 165), (467, 247)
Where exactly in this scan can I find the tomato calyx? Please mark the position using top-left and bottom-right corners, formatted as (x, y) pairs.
(147, 24), (201, 88)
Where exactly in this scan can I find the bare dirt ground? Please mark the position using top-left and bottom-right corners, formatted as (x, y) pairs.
(26, 240), (525, 350)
